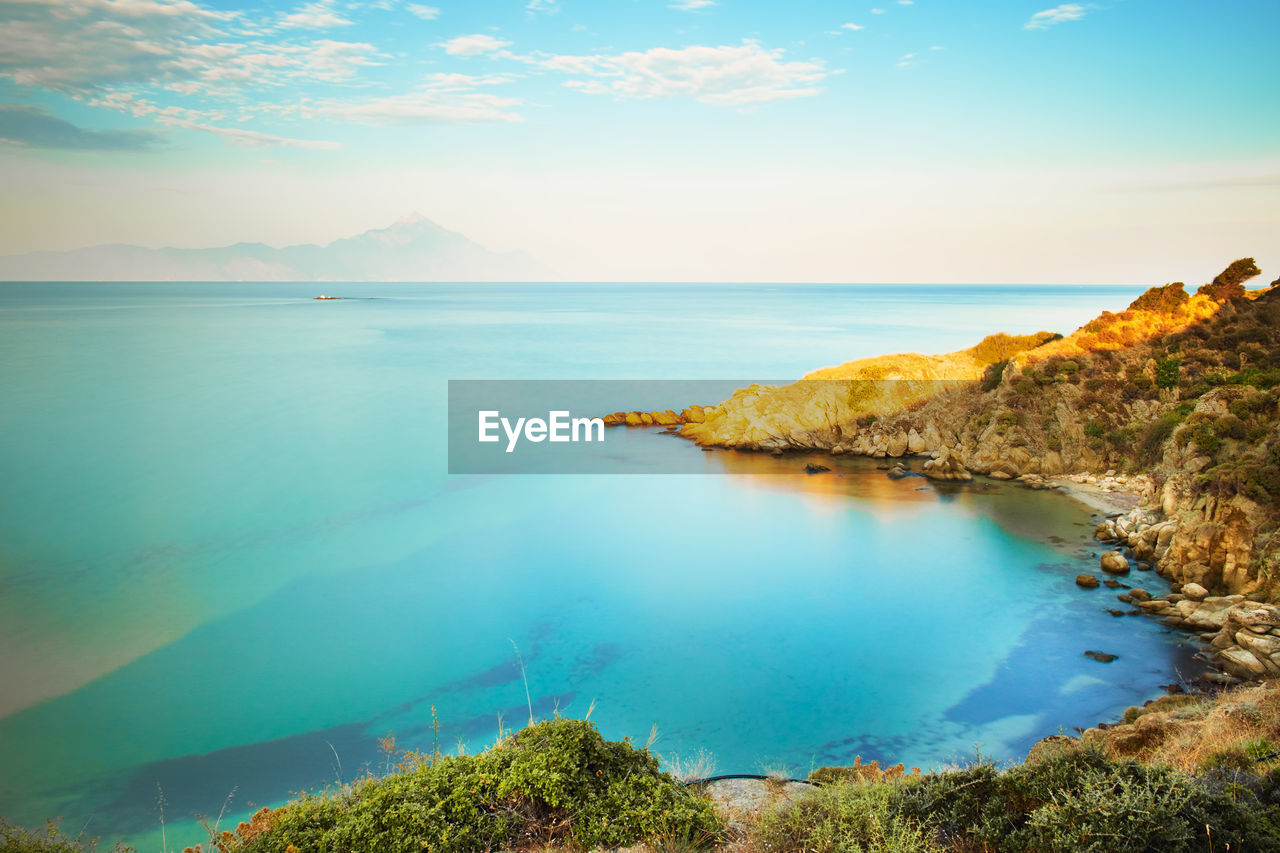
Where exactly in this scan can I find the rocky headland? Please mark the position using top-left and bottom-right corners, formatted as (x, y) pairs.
(607, 260), (1280, 682)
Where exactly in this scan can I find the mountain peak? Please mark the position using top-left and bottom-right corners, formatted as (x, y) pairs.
(395, 212), (428, 226)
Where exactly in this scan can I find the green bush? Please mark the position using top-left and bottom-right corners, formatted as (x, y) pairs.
(1155, 358), (1182, 389)
(0, 820), (130, 853)
(1139, 409), (1186, 463)
(888, 748), (1280, 853)
(1128, 282), (1190, 314)
(1198, 258), (1261, 301)
(1214, 414), (1247, 440)
(751, 780), (943, 853)
(1085, 420), (1106, 439)
(981, 360), (1009, 392)
(225, 719), (723, 853)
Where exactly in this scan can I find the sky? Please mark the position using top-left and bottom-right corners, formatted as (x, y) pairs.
(0, 0), (1277, 283)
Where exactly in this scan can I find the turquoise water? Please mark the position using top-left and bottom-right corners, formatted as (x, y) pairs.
(0, 282), (1205, 850)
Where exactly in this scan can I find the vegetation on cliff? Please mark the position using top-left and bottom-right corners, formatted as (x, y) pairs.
(17, 693), (1280, 853)
(186, 719), (721, 853)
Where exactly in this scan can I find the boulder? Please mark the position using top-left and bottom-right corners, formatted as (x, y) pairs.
(1084, 650), (1118, 663)
(922, 449), (972, 482)
(1100, 551), (1130, 575)
(1181, 582), (1209, 601)
(1075, 574), (1100, 589)
(804, 463), (831, 474)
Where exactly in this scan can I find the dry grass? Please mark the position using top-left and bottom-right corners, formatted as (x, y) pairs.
(1087, 680), (1280, 772)
(666, 748), (718, 783)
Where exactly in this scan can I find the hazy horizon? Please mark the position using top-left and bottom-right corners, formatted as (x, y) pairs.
(1, 0), (1277, 283)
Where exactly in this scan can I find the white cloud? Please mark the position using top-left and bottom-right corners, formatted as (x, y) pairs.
(870, 8), (885, 14)
(0, 0), (233, 93)
(839, 23), (864, 31)
(438, 34), (513, 56)
(541, 40), (833, 106)
(406, 4), (440, 20)
(670, 0), (716, 10)
(526, 0), (558, 13)
(930, 45), (944, 51)
(896, 52), (917, 68)
(1024, 3), (1088, 30)
(269, 72), (523, 124)
(279, 1), (353, 29)
(898, 0), (914, 4)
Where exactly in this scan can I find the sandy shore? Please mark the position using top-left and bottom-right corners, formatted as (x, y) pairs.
(1047, 475), (1147, 516)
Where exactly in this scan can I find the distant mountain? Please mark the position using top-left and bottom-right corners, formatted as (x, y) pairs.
(0, 214), (551, 281)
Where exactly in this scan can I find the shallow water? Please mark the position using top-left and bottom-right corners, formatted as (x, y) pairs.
(0, 282), (1205, 849)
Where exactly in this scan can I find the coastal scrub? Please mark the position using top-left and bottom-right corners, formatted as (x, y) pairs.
(205, 719), (723, 853)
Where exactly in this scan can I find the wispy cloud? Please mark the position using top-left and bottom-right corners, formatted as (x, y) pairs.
(160, 118), (343, 148)
(540, 40), (834, 106)
(670, 0), (716, 10)
(1024, 3), (1088, 30)
(88, 90), (343, 147)
(870, 8), (886, 14)
(406, 4), (440, 20)
(438, 34), (513, 56)
(279, 1), (353, 29)
(0, 104), (163, 151)
(275, 72), (525, 125)
(839, 23), (864, 32)
(526, 0), (559, 14)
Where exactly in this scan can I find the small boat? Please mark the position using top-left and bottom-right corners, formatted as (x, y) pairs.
(314, 295), (341, 300)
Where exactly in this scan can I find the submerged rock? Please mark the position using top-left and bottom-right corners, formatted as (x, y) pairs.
(1085, 650), (1118, 663)
(804, 463), (831, 474)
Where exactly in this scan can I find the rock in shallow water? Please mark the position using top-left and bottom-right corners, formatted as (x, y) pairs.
(1076, 574), (1100, 589)
(1085, 650), (1119, 663)
(1101, 551), (1130, 575)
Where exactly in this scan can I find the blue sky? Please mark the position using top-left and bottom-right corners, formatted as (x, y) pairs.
(0, 0), (1277, 282)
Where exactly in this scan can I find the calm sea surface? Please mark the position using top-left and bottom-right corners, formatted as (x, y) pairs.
(0, 282), (1205, 849)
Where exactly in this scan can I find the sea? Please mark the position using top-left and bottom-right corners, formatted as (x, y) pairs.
(0, 282), (1207, 850)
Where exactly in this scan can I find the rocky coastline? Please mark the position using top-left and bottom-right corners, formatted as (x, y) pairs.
(605, 263), (1280, 687)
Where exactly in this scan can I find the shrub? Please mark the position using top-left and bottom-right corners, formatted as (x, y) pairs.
(751, 780), (943, 853)
(889, 748), (1280, 853)
(1198, 258), (1262, 301)
(1214, 414), (1247, 440)
(1085, 420), (1106, 439)
(967, 332), (1061, 365)
(1128, 282), (1190, 314)
(981, 360), (1008, 392)
(1155, 358), (1182, 389)
(1140, 409), (1186, 463)
(223, 719), (724, 853)
(0, 820), (130, 853)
